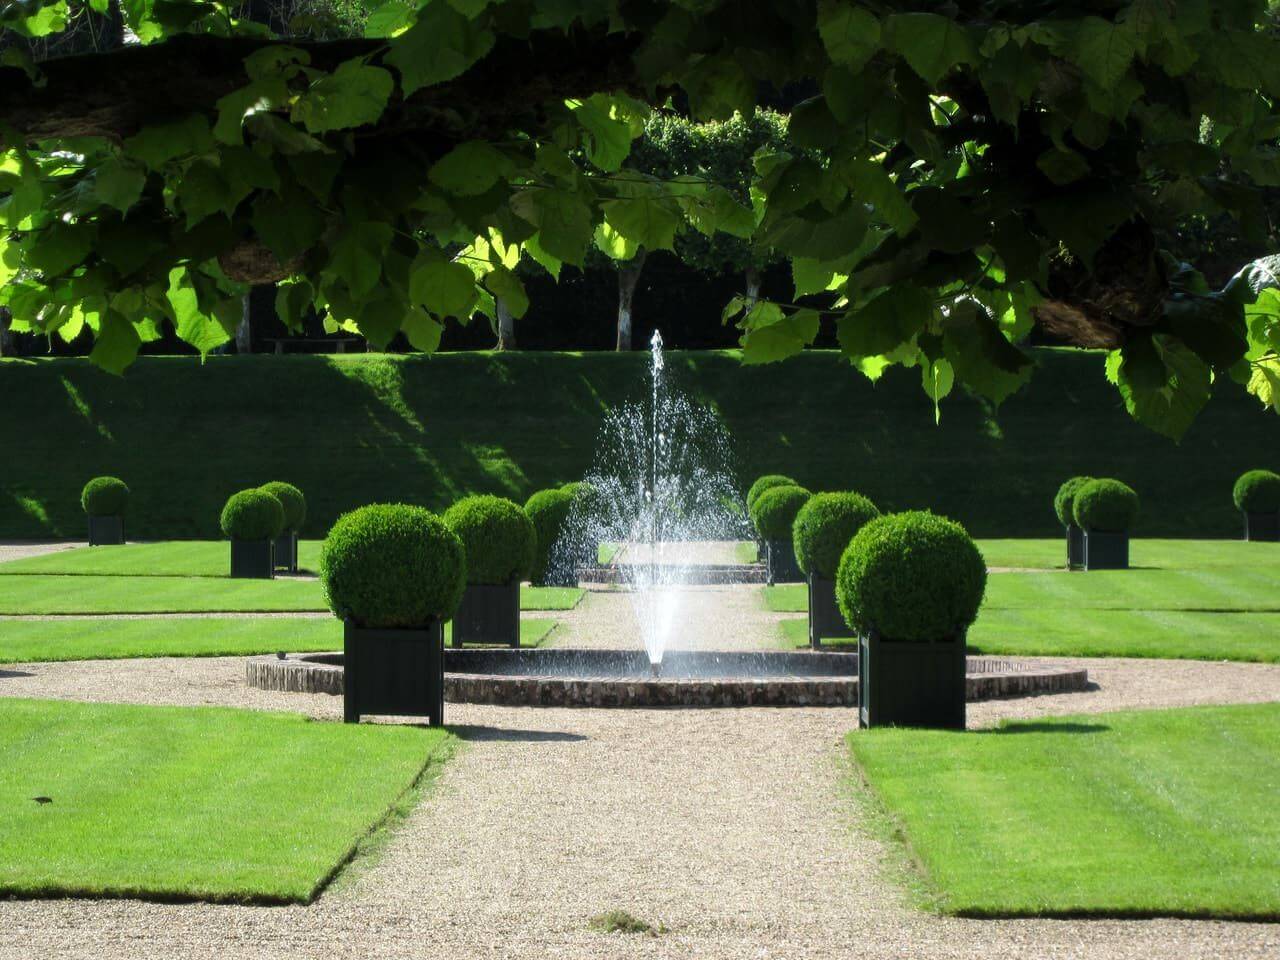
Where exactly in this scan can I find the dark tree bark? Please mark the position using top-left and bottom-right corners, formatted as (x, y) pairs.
(237, 283), (275, 354)
(0, 308), (16, 358)
(615, 249), (647, 351)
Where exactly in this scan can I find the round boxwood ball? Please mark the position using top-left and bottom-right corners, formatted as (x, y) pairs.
(836, 511), (986, 641)
(260, 481), (306, 532)
(1073, 478), (1139, 532)
(749, 484), (811, 541)
(81, 477), (129, 517)
(524, 487), (575, 583)
(443, 495), (537, 585)
(1053, 476), (1093, 528)
(746, 474), (796, 511)
(321, 504), (466, 628)
(793, 491), (881, 579)
(220, 489), (286, 541)
(1233, 469), (1280, 514)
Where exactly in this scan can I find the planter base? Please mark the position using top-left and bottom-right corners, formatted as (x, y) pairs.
(1065, 524), (1085, 570)
(1083, 530), (1129, 570)
(859, 630), (966, 729)
(230, 539), (275, 579)
(87, 515), (124, 546)
(344, 621), (444, 726)
(765, 540), (803, 585)
(808, 575), (851, 647)
(452, 582), (520, 647)
(1244, 512), (1280, 542)
(273, 531), (299, 573)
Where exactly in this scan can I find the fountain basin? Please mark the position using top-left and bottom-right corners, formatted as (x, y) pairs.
(247, 648), (1088, 709)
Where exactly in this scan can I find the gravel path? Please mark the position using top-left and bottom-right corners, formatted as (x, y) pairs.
(2, 586), (1279, 959)
(0, 539), (81, 563)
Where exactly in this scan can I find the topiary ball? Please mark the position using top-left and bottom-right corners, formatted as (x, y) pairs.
(259, 481), (306, 532)
(746, 474), (796, 512)
(1233, 469), (1280, 514)
(749, 484), (811, 541)
(81, 477), (129, 517)
(524, 487), (575, 584)
(836, 511), (987, 641)
(321, 504), (466, 628)
(793, 491), (881, 579)
(1053, 476), (1093, 528)
(220, 489), (286, 541)
(443, 495), (537, 585)
(1073, 478), (1139, 532)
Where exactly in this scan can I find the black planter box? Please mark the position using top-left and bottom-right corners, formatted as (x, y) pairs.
(452, 581), (520, 648)
(1065, 524), (1085, 570)
(230, 539), (275, 579)
(273, 531), (299, 573)
(1083, 529), (1129, 570)
(1244, 512), (1280, 542)
(765, 539), (804, 585)
(808, 575), (851, 647)
(87, 515), (124, 546)
(859, 630), (965, 729)
(344, 620), (444, 726)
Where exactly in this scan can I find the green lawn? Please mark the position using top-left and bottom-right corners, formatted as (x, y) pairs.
(849, 703), (1280, 919)
(0, 575), (582, 614)
(5, 350), (1280, 542)
(0, 616), (557, 663)
(0, 698), (451, 903)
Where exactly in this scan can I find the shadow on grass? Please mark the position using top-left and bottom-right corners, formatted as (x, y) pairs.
(0, 669), (34, 679)
(449, 724), (589, 743)
(990, 721), (1109, 735)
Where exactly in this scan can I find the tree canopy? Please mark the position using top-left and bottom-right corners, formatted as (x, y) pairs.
(3, 0), (1280, 437)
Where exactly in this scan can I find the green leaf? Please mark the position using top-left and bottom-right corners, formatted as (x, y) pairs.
(942, 299), (1033, 405)
(124, 115), (215, 171)
(409, 252), (478, 319)
(88, 311), (142, 376)
(214, 77), (290, 145)
(94, 156), (147, 212)
(24, 222), (94, 277)
(482, 266), (529, 318)
(1247, 357), (1280, 414)
(251, 191), (325, 263)
(594, 222), (640, 261)
(740, 307), (820, 364)
(402, 308), (444, 352)
(327, 221), (393, 298)
(836, 157), (916, 236)
(291, 60), (394, 134)
(167, 268), (232, 357)
(428, 142), (514, 197)
(1111, 337), (1212, 440)
(386, 3), (495, 96)
(352, 292), (408, 348)
(523, 233), (562, 279)
(817, 0), (880, 69)
(1071, 17), (1139, 90)
(887, 12), (976, 85)
(837, 286), (932, 358)
(568, 95), (647, 172)
(1036, 148), (1090, 186)
(511, 189), (594, 265)
(921, 356), (954, 425)
(602, 195), (681, 252)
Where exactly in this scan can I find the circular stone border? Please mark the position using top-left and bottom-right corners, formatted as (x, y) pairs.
(246, 648), (1088, 708)
(577, 563), (767, 585)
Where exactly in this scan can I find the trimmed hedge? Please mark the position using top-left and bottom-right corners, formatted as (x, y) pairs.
(1073, 479), (1139, 532)
(792, 491), (880, 579)
(746, 474), (796, 512)
(749, 484), (811, 540)
(1233, 469), (1280, 514)
(443, 494), (537, 585)
(524, 487), (576, 584)
(81, 477), (129, 517)
(320, 503), (466, 628)
(836, 511), (986, 641)
(1053, 476), (1093, 528)
(260, 481), (306, 532)
(220, 489), (285, 541)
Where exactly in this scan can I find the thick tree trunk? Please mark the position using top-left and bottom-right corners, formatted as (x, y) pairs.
(745, 265), (762, 305)
(236, 283), (274, 354)
(495, 297), (516, 350)
(615, 249), (647, 352)
(0, 308), (15, 358)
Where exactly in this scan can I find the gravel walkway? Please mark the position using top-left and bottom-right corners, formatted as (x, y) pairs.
(0, 539), (81, 563)
(2, 586), (1279, 959)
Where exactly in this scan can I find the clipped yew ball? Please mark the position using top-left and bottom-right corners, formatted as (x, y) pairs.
(749, 484), (811, 541)
(524, 487), (576, 584)
(81, 477), (129, 517)
(1233, 470), (1280, 514)
(1073, 479), (1139, 532)
(836, 511), (987, 642)
(1053, 476), (1093, 528)
(220, 489), (285, 541)
(746, 474), (797, 511)
(321, 504), (466, 628)
(443, 494), (537, 585)
(260, 481), (306, 532)
(792, 491), (881, 579)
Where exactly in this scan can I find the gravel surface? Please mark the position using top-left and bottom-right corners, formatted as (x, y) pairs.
(0, 540), (81, 563)
(2, 586), (1279, 959)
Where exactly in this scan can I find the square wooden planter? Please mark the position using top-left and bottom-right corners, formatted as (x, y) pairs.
(807, 575), (851, 648)
(1065, 524), (1085, 570)
(1244, 512), (1280, 542)
(87, 515), (124, 546)
(452, 581), (520, 648)
(344, 620), (444, 726)
(230, 539), (275, 579)
(1083, 530), (1129, 570)
(273, 531), (299, 573)
(858, 630), (965, 730)
(765, 539), (804, 585)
